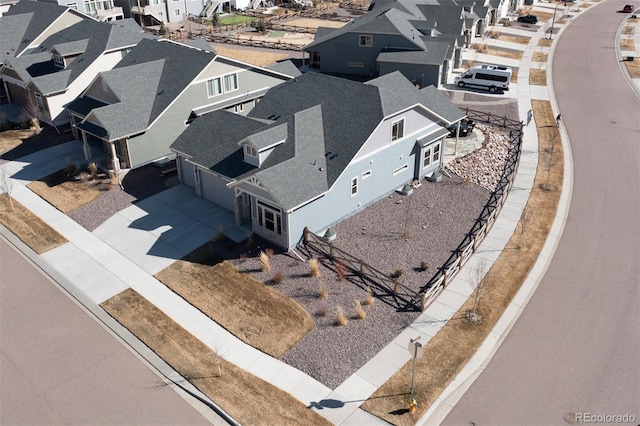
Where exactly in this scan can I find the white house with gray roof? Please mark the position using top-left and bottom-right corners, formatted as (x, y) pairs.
(1, 18), (149, 126)
(66, 38), (295, 171)
(171, 71), (465, 250)
(303, 0), (504, 87)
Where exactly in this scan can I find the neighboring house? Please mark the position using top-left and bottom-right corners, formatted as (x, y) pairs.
(0, 0), (87, 65)
(114, 0), (205, 25)
(40, 0), (125, 21)
(66, 38), (295, 171)
(1, 19), (149, 126)
(303, 0), (500, 87)
(170, 71), (465, 250)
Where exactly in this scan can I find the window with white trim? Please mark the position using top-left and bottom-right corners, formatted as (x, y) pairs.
(257, 201), (282, 234)
(350, 176), (358, 196)
(174, 8), (180, 16)
(359, 34), (373, 47)
(391, 119), (404, 142)
(423, 142), (442, 168)
(244, 144), (257, 157)
(233, 103), (244, 113)
(393, 164), (408, 176)
(206, 73), (238, 97)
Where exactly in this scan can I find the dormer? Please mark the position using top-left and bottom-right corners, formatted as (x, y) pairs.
(50, 39), (89, 69)
(240, 123), (287, 167)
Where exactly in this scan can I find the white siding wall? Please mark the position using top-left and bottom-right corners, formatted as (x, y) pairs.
(48, 50), (127, 124)
(353, 108), (441, 162)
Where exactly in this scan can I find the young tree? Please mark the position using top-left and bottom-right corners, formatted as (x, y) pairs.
(468, 257), (489, 323)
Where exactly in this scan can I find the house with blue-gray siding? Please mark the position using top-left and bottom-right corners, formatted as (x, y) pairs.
(170, 71), (465, 250)
(65, 37), (295, 171)
(303, 0), (499, 87)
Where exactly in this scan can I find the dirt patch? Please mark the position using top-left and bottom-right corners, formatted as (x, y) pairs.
(155, 257), (314, 358)
(101, 289), (332, 426)
(529, 68), (547, 85)
(284, 17), (346, 29)
(623, 57), (640, 78)
(213, 44), (294, 67)
(0, 194), (67, 254)
(27, 167), (111, 214)
(360, 100), (563, 426)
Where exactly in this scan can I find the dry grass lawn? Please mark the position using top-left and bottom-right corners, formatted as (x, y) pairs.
(155, 253), (314, 358)
(101, 289), (331, 426)
(537, 38), (552, 48)
(620, 38), (636, 51)
(360, 100), (563, 424)
(532, 51), (548, 63)
(530, 68), (547, 85)
(0, 194), (67, 253)
(0, 129), (33, 155)
(624, 57), (640, 78)
(472, 45), (524, 60)
(27, 168), (105, 213)
(286, 17), (346, 29)
(496, 33), (531, 45)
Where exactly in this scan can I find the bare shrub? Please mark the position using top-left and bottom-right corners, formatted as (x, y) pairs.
(316, 306), (327, 317)
(271, 271), (284, 284)
(489, 29), (501, 39)
(259, 250), (271, 272)
(418, 261), (429, 272)
(354, 300), (366, 319)
(239, 253), (248, 263)
(335, 261), (346, 281)
(391, 269), (403, 279)
(309, 258), (320, 278)
(78, 171), (89, 182)
(265, 247), (275, 258)
(0, 170), (15, 211)
(88, 162), (98, 180)
(476, 43), (488, 53)
(336, 306), (348, 326)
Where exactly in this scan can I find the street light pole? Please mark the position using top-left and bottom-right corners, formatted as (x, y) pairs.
(548, 1), (567, 40)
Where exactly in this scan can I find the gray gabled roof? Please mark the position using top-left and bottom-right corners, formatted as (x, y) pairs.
(266, 60), (302, 77)
(0, 0), (85, 62)
(173, 72), (462, 211)
(305, 0), (478, 53)
(2, 18), (149, 95)
(377, 38), (450, 65)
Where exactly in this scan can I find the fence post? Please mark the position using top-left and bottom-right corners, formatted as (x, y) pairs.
(394, 280), (399, 295)
(421, 293), (427, 311)
(303, 227), (309, 244)
(359, 260), (365, 276)
(329, 243), (334, 258)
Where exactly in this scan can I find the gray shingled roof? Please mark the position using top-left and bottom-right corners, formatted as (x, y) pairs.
(0, 0), (84, 62)
(2, 18), (148, 95)
(242, 123), (288, 150)
(108, 38), (216, 132)
(173, 72), (462, 210)
(305, 0), (476, 53)
(266, 60), (302, 77)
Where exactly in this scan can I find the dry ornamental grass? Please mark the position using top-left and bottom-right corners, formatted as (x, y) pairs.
(0, 194), (67, 254)
(101, 289), (331, 426)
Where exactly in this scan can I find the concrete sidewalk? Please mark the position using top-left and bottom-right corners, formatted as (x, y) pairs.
(1, 1), (638, 424)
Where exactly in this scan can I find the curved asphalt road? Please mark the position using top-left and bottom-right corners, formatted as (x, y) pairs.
(444, 2), (640, 424)
(0, 238), (215, 425)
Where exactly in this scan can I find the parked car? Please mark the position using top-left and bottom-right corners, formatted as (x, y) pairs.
(517, 14), (539, 24)
(622, 4), (634, 12)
